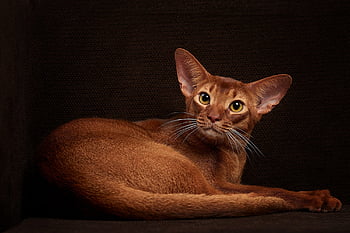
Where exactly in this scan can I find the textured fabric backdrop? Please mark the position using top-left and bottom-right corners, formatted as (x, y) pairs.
(1, 0), (349, 228)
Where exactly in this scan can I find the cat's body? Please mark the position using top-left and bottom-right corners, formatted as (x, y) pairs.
(38, 49), (341, 219)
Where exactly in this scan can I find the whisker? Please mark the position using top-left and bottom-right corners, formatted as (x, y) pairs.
(159, 115), (198, 144)
(226, 131), (250, 162)
(173, 123), (197, 135)
(232, 127), (251, 138)
(225, 133), (237, 152)
(160, 118), (196, 128)
(168, 121), (196, 135)
(226, 131), (246, 151)
(229, 129), (264, 157)
(172, 124), (198, 141)
(182, 127), (199, 143)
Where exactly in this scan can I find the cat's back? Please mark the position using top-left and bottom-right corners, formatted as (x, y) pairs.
(37, 117), (200, 192)
(45, 118), (149, 142)
(37, 118), (152, 177)
(40, 117), (152, 152)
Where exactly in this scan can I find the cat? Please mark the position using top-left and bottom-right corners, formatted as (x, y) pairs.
(38, 48), (342, 219)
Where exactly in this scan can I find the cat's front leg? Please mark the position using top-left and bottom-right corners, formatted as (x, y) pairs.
(216, 182), (342, 212)
(297, 189), (342, 212)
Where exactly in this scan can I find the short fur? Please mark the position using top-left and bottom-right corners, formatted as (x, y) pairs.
(38, 48), (341, 219)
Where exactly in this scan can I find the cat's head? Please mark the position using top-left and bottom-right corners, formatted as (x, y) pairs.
(175, 48), (292, 141)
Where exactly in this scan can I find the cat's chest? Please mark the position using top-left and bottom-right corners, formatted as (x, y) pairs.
(185, 151), (218, 182)
(148, 125), (244, 183)
(178, 148), (245, 184)
(170, 145), (221, 183)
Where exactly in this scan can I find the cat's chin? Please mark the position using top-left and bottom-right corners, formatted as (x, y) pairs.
(199, 128), (224, 140)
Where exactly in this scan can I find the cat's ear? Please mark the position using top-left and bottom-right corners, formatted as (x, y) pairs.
(175, 48), (209, 97)
(248, 74), (292, 115)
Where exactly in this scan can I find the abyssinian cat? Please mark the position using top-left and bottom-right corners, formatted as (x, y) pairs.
(38, 48), (341, 219)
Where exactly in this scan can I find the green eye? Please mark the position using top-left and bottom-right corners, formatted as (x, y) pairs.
(199, 92), (210, 105)
(229, 100), (244, 112)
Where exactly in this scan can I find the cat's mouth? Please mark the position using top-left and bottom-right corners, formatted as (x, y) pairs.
(196, 118), (227, 138)
(200, 126), (224, 137)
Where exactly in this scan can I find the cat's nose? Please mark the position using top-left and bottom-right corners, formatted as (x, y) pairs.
(207, 115), (221, 123)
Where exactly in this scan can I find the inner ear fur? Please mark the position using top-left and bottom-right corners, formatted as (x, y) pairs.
(175, 48), (209, 97)
(247, 74), (292, 115)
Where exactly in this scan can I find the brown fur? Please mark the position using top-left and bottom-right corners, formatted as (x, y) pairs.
(38, 48), (341, 219)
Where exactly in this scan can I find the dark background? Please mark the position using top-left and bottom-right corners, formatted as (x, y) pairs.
(1, 0), (349, 231)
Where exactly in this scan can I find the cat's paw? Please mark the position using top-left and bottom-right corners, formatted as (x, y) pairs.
(299, 189), (342, 212)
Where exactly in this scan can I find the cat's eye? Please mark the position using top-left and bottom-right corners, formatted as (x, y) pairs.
(199, 92), (210, 105)
(229, 100), (244, 112)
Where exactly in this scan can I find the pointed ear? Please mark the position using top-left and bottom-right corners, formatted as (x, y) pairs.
(175, 48), (209, 97)
(248, 74), (292, 115)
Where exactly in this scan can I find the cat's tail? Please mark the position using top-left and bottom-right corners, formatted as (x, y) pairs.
(81, 183), (293, 219)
